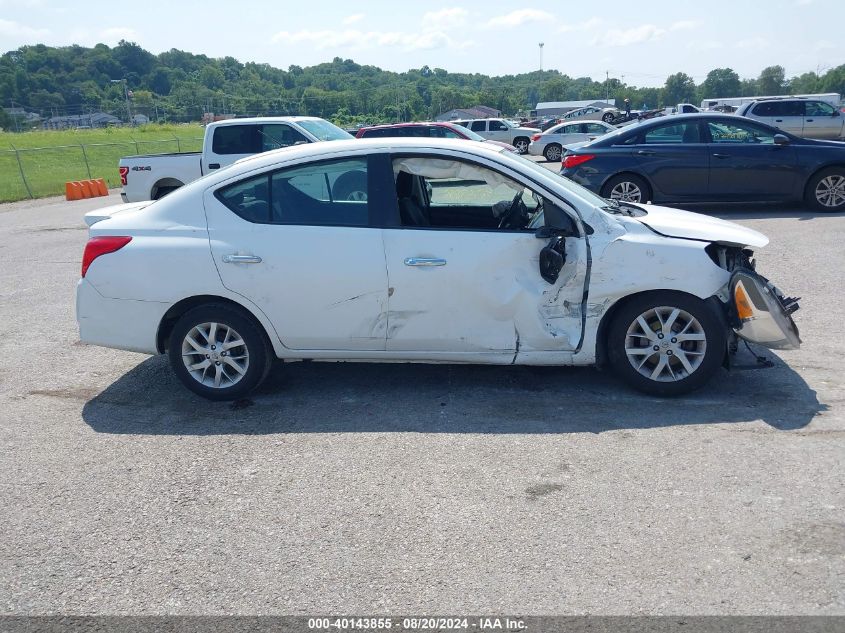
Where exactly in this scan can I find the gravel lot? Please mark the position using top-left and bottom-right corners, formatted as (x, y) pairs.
(0, 179), (843, 615)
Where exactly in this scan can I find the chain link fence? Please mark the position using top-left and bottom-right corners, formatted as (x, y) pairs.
(0, 136), (203, 203)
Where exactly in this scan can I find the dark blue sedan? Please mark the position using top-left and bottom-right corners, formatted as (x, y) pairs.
(560, 113), (845, 212)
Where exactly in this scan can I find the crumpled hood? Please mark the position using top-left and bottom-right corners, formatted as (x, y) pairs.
(634, 203), (769, 248)
(84, 200), (152, 227)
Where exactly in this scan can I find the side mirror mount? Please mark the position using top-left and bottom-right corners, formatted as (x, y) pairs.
(774, 134), (790, 146)
(832, 110), (841, 117)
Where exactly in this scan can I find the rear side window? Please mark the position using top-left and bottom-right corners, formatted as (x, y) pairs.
(753, 101), (803, 116)
(211, 125), (262, 155)
(642, 122), (700, 144)
(215, 158), (369, 226)
(470, 121), (486, 132)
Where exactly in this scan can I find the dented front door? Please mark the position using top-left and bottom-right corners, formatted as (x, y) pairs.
(382, 229), (585, 355)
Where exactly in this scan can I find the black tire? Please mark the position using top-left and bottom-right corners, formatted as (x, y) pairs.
(543, 143), (563, 162)
(607, 292), (726, 397)
(804, 167), (845, 212)
(168, 303), (273, 401)
(601, 112), (616, 123)
(601, 173), (651, 203)
(512, 136), (530, 154)
(153, 185), (180, 200)
(332, 170), (368, 201)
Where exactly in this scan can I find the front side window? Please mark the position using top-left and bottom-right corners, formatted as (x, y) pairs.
(707, 121), (775, 144)
(392, 157), (541, 231)
(260, 124), (309, 150)
(215, 158), (369, 226)
(488, 120), (508, 132)
(805, 101), (836, 116)
(642, 122), (701, 144)
(584, 123), (609, 135)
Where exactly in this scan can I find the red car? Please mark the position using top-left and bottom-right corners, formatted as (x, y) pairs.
(356, 122), (516, 151)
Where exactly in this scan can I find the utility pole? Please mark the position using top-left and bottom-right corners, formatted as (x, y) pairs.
(110, 79), (132, 124)
(605, 71), (609, 104)
(539, 42), (544, 72)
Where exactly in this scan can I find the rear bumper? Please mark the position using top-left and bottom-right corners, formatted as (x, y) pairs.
(730, 270), (801, 350)
(76, 279), (167, 355)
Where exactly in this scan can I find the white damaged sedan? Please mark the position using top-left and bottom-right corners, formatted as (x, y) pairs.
(77, 138), (800, 399)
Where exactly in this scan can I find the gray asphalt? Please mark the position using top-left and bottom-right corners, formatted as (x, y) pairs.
(0, 184), (843, 615)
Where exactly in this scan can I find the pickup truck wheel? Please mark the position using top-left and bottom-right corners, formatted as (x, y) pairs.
(543, 143), (563, 162)
(805, 167), (845, 212)
(332, 170), (367, 201)
(601, 174), (650, 203)
(607, 292), (726, 396)
(512, 137), (530, 154)
(168, 303), (272, 401)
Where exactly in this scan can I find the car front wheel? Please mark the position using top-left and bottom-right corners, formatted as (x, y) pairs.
(607, 292), (726, 396)
(168, 303), (273, 400)
(806, 167), (845, 212)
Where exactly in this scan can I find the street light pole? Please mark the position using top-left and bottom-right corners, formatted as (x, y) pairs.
(110, 79), (132, 124)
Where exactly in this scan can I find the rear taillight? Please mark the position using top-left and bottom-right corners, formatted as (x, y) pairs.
(562, 154), (596, 169)
(119, 166), (128, 186)
(81, 236), (132, 277)
(531, 133), (541, 141)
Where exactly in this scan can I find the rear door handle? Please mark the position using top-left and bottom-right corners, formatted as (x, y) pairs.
(208, 163), (221, 169)
(805, 119), (814, 122)
(222, 254), (262, 264)
(712, 153), (730, 159)
(404, 257), (446, 267)
(775, 119), (783, 123)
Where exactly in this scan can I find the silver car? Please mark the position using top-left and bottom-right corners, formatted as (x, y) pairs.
(560, 105), (621, 124)
(736, 98), (845, 140)
(527, 120), (616, 161)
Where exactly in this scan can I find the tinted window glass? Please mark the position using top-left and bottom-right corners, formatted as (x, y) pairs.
(212, 125), (261, 155)
(643, 122), (700, 144)
(755, 101), (803, 116)
(488, 120), (508, 131)
(707, 121), (775, 144)
(584, 123), (609, 134)
(359, 128), (392, 138)
(215, 158), (369, 226)
(805, 101), (835, 116)
(470, 120), (486, 132)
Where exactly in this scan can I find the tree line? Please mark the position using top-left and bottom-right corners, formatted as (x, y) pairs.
(1, 41), (843, 131)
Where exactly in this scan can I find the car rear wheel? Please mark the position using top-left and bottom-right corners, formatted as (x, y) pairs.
(607, 292), (726, 396)
(168, 303), (273, 400)
(601, 112), (616, 123)
(601, 174), (650, 203)
(543, 143), (563, 162)
(806, 167), (845, 212)
(512, 137), (530, 154)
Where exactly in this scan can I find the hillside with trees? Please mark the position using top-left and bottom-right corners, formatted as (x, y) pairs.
(1, 41), (844, 129)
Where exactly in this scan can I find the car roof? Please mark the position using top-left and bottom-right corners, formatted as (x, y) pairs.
(208, 116), (328, 127)
(360, 122), (454, 130)
(222, 137), (509, 177)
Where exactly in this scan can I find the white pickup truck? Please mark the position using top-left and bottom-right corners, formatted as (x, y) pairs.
(118, 116), (353, 202)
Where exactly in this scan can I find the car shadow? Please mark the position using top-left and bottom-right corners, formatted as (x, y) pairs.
(663, 201), (845, 221)
(81, 346), (825, 436)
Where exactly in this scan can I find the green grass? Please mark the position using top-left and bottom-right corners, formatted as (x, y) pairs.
(0, 124), (204, 203)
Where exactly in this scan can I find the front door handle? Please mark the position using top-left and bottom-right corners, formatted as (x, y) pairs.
(712, 153), (730, 159)
(775, 119), (783, 123)
(637, 149), (655, 155)
(404, 257), (446, 267)
(222, 254), (262, 264)
(805, 119), (814, 122)
(208, 163), (221, 169)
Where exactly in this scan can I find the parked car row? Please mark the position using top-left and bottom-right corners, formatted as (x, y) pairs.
(560, 113), (845, 212)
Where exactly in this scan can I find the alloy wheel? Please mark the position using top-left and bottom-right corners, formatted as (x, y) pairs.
(181, 321), (250, 389)
(815, 175), (845, 208)
(610, 181), (643, 202)
(623, 306), (707, 382)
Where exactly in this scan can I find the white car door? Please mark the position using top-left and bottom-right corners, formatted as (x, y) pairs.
(382, 155), (586, 357)
(204, 156), (388, 351)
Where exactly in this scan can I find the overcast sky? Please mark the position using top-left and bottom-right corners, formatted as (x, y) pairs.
(0, 0), (842, 87)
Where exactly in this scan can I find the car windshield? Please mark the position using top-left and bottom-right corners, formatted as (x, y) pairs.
(459, 127), (486, 141)
(297, 119), (354, 141)
(502, 150), (615, 208)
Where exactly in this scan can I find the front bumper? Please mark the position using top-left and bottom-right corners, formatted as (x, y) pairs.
(730, 270), (800, 350)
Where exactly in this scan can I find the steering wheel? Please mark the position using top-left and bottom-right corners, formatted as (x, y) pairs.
(497, 191), (527, 229)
